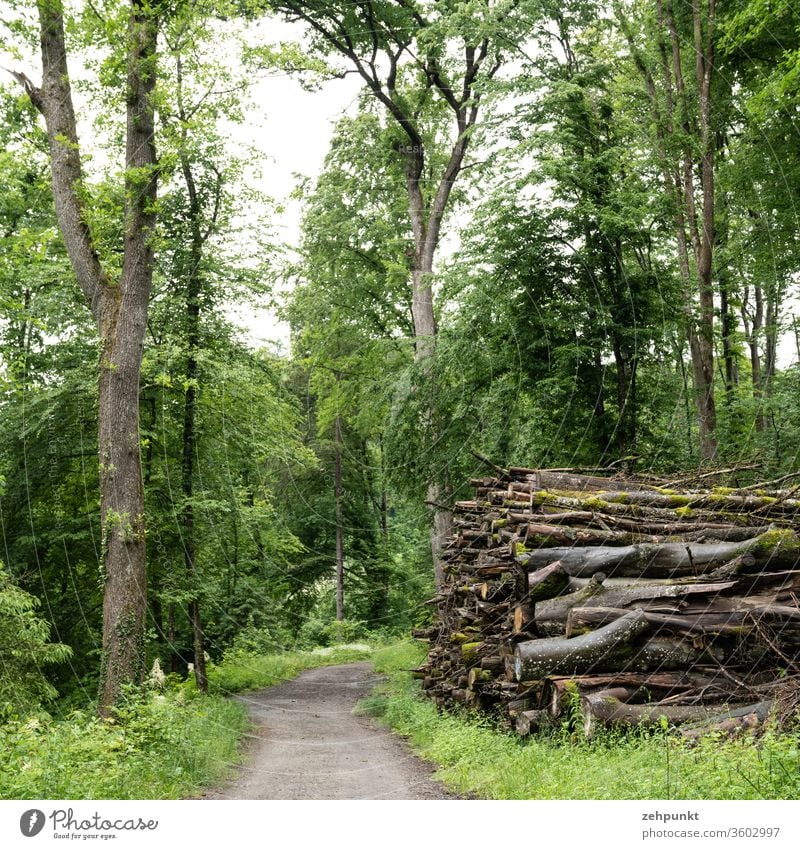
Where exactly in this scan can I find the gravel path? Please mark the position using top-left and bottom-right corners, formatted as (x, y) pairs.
(204, 662), (451, 800)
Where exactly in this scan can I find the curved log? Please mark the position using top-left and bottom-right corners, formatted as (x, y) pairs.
(516, 632), (729, 682)
(514, 610), (650, 680)
(565, 606), (766, 637)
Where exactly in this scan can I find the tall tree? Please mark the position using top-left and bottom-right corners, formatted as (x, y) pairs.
(617, 0), (719, 460)
(12, 0), (158, 712)
(261, 0), (527, 585)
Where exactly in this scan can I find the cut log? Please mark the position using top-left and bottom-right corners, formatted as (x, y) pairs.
(518, 531), (800, 579)
(480, 655), (504, 672)
(467, 667), (493, 688)
(534, 578), (737, 636)
(515, 709), (546, 736)
(513, 603), (534, 634)
(528, 560), (570, 601)
(514, 609), (650, 680)
(565, 606), (774, 637)
(680, 702), (773, 741)
(582, 693), (773, 738)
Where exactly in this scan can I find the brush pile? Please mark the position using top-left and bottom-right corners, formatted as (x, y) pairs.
(413, 467), (800, 737)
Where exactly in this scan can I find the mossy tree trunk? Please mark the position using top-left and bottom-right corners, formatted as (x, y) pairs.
(19, 0), (158, 715)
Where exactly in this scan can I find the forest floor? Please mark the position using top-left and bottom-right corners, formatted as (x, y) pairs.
(202, 662), (451, 800)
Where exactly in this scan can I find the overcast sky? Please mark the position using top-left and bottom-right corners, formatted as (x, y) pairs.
(224, 65), (363, 351)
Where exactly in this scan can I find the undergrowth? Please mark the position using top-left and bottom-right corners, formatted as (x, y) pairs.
(1, 643), (374, 799)
(363, 641), (800, 800)
(0, 687), (246, 800)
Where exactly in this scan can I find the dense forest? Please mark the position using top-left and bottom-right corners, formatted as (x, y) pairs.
(2, 0), (800, 726)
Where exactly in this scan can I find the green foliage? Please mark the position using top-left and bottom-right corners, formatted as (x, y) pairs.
(0, 562), (72, 717)
(362, 645), (800, 800)
(0, 688), (246, 800)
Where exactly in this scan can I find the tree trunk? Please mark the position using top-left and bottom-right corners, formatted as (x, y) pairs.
(96, 1), (157, 713)
(582, 692), (769, 737)
(167, 603), (179, 674)
(180, 154), (208, 694)
(622, 1), (717, 460)
(21, 0), (158, 713)
(514, 609), (650, 680)
(334, 412), (345, 621)
(520, 531), (789, 580)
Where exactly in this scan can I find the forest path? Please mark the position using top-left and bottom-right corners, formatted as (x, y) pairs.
(203, 661), (451, 800)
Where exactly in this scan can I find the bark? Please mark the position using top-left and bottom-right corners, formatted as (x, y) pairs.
(21, 0), (157, 713)
(520, 531), (794, 580)
(179, 151), (208, 694)
(334, 412), (345, 621)
(514, 609), (650, 680)
(582, 692), (769, 737)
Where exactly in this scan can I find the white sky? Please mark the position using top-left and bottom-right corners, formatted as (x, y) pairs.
(223, 68), (362, 352)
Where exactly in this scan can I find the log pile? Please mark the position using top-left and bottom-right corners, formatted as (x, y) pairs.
(414, 467), (800, 737)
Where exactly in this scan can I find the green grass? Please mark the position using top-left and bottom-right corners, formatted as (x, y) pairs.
(0, 688), (247, 799)
(362, 641), (800, 800)
(205, 643), (373, 693)
(0, 643), (374, 800)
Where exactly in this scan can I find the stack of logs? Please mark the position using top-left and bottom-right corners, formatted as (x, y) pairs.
(414, 468), (800, 737)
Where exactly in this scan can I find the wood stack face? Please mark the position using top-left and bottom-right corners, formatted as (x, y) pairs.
(414, 469), (800, 738)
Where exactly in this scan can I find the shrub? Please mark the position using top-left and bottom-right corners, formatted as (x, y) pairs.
(0, 561), (72, 718)
(0, 688), (246, 799)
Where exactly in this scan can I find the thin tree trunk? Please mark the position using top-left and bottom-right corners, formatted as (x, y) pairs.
(743, 284), (766, 432)
(181, 216), (207, 693)
(624, 1), (717, 460)
(406, 160), (455, 588)
(167, 603), (178, 674)
(378, 434), (388, 544)
(334, 412), (344, 621)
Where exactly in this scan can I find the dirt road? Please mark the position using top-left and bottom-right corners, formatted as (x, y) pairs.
(205, 662), (450, 800)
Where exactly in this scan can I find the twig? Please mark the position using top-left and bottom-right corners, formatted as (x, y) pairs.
(738, 471), (800, 492)
(664, 463), (761, 488)
(470, 451), (508, 476)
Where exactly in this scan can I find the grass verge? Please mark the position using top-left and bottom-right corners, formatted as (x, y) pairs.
(361, 641), (800, 800)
